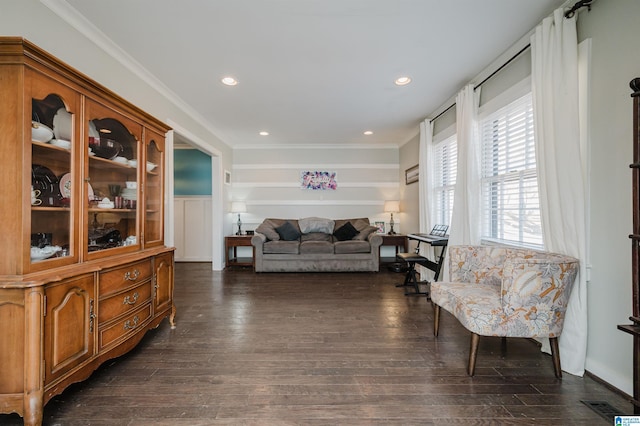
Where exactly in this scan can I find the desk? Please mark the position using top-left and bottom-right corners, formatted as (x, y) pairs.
(225, 235), (254, 268)
(379, 234), (408, 267)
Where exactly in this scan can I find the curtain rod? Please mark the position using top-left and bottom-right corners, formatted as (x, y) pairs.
(429, 0), (595, 124)
(565, 0), (593, 18)
(429, 43), (530, 123)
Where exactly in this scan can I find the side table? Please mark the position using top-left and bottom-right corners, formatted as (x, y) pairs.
(225, 235), (254, 269)
(379, 234), (409, 268)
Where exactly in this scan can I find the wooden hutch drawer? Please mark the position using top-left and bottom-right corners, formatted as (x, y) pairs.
(99, 259), (152, 297)
(98, 303), (152, 350)
(98, 280), (152, 323)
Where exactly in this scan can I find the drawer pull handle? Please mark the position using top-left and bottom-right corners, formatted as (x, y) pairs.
(123, 292), (139, 305)
(124, 316), (139, 330)
(124, 269), (140, 281)
(89, 299), (96, 333)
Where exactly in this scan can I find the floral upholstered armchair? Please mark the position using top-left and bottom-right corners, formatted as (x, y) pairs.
(430, 245), (579, 378)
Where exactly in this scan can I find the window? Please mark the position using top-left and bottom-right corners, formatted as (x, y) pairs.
(480, 93), (542, 248)
(433, 134), (457, 227)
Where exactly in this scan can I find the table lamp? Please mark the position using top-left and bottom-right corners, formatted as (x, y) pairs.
(231, 201), (247, 235)
(384, 200), (399, 235)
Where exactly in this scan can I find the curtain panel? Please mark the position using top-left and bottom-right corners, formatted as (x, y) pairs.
(418, 120), (435, 278)
(531, 8), (588, 377)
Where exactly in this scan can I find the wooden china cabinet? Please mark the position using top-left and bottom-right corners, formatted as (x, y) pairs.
(0, 37), (175, 425)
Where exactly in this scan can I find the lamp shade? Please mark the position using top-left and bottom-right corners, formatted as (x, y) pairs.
(384, 200), (400, 213)
(231, 201), (247, 213)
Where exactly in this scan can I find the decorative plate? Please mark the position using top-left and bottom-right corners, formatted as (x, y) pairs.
(32, 164), (61, 206)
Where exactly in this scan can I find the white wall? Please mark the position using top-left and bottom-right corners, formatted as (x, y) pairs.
(399, 134), (420, 251)
(230, 144), (401, 232)
(577, 0), (639, 395)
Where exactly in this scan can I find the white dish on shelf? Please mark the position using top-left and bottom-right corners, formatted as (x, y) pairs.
(59, 173), (71, 198)
(128, 159), (138, 168)
(52, 107), (72, 141)
(31, 245), (61, 261)
(51, 139), (71, 149)
(32, 121), (54, 143)
(88, 120), (100, 139)
(146, 162), (157, 172)
(97, 197), (114, 209)
(114, 156), (128, 164)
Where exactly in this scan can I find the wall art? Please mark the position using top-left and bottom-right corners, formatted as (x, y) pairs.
(405, 164), (419, 185)
(300, 171), (337, 190)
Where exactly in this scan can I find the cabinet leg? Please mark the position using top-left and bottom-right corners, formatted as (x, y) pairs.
(24, 392), (44, 426)
(169, 304), (177, 329)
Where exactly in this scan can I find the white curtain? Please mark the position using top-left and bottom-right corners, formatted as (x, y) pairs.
(442, 84), (481, 280)
(449, 84), (481, 247)
(531, 8), (588, 376)
(418, 120), (435, 279)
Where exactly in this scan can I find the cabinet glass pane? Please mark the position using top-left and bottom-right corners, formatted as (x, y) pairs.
(31, 95), (73, 263)
(87, 117), (140, 253)
(145, 138), (163, 245)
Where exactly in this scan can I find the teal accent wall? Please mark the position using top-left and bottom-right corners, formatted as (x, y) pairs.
(174, 149), (212, 195)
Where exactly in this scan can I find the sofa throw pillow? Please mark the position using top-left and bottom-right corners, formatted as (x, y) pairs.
(333, 221), (359, 241)
(353, 225), (378, 241)
(298, 217), (335, 234)
(256, 220), (280, 241)
(275, 221), (301, 241)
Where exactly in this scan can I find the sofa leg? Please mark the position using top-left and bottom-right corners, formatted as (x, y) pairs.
(433, 304), (440, 337)
(468, 333), (480, 376)
(550, 337), (562, 379)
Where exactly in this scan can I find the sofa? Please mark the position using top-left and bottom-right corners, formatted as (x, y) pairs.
(251, 217), (382, 272)
(431, 245), (579, 377)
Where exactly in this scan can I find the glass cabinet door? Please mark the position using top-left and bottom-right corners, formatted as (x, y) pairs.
(144, 130), (165, 247)
(85, 99), (142, 258)
(28, 71), (80, 270)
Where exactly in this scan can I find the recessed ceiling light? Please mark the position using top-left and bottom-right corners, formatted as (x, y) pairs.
(363, 130), (373, 135)
(259, 131), (269, 136)
(394, 76), (412, 86)
(221, 76), (238, 86)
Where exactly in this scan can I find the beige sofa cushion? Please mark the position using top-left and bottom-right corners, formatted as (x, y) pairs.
(263, 240), (300, 254)
(334, 240), (371, 254)
(300, 241), (334, 254)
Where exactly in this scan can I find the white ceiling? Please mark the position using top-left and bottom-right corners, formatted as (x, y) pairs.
(61, 0), (565, 148)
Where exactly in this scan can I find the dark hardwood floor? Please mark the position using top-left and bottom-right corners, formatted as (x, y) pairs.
(1, 263), (633, 425)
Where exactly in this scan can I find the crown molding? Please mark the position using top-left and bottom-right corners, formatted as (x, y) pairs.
(40, 0), (233, 148)
(233, 143), (399, 150)
(232, 182), (398, 188)
(232, 163), (399, 170)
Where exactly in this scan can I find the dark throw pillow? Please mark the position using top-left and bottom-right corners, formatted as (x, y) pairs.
(333, 221), (358, 241)
(275, 221), (301, 241)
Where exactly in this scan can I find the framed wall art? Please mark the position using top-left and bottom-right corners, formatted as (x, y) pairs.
(300, 170), (337, 190)
(405, 164), (419, 185)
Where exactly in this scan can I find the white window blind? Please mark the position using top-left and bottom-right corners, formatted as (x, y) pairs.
(480, 93), (542, 248)
(433, 135), (457, 227)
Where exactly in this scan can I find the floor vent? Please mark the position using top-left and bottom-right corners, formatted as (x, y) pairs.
(581, 400), (625, 421)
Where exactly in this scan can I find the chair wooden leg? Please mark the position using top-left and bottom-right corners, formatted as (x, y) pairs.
(433, 304), (440, 337)
(468, 333), (480, 376)
(550, 336), (562, 379)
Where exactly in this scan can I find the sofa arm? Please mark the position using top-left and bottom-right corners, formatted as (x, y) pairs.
(251, 233), (266, 251)
(500, 255), (578, 336)
(367, 233), (383, 248)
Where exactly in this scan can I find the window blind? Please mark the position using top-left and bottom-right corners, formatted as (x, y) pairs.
(433, 135), (457, 227)
(480, 93), (542, 248)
